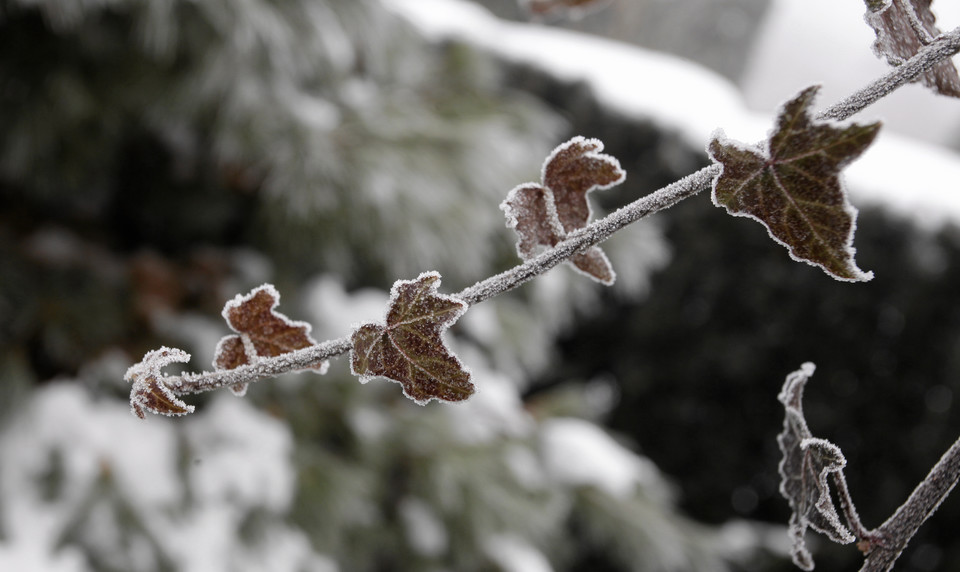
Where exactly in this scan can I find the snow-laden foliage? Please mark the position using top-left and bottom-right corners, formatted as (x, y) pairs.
(0, 0), (562, 286)
(0, 384), (333, 572)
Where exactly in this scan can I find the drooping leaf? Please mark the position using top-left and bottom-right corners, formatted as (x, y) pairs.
(708, 86), (879, 282)
(125, 347), (195, 419)
(501, 136), (625, 285)
(214, 284), (325, 396)
(864, 0), (960, 97)
(777, 362), (856, 571)
(350, 271), (473, 404)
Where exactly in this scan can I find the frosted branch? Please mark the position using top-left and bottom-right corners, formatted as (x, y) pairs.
(818, 25), (960, 122)
(859, 434), (960, 572)
(169, 336), (352, 395)
(457, 165), (718, 305)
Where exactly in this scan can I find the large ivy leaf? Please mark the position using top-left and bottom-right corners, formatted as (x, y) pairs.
(125, 347), (194, 419)
(214, 284), (325, 396)
(501, 136), (625, 285)
(350, 272), (473, 404)
(708, 86), (880, 282)
(864, 0), (960, 97)
(778, 363), (856, 570)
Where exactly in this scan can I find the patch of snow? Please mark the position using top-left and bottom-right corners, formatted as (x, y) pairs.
(540, 417), (669, 500)
(399, 497), (449, 557)
(384, 0), (750, 146)
(303, 275), (389, 340)
(483, 534), (553, 572)
(0, 382), (180, 571)
(442, 344), (535, 444)
(183, 394), (295, 512)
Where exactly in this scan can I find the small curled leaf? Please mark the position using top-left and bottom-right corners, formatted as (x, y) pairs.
(709, 86), (879, 282)
(501, 136), (625, 285)
(214, 284), (326, 395)
(350, 272), (473, 404)
(777, 362), (856, 570)
(125, 347), (195, 419)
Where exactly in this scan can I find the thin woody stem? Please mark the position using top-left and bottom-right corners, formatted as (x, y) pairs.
(832, 472), (870, 540)
(154, 25), (960, 397)
(818, 25), (960, 122)
(858, 434), (960, 572)
(455, 165), (717, 305)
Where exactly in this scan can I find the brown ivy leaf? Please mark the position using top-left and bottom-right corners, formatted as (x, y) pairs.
(865, 0), (960, 98)
(125, 347), (194, 419)
(214, 284), (324, 396)
(778, 363), (856, 571)
(501, 136), (625, 285)
(708, 86), (879, 282)
(350, 272), (473, 404)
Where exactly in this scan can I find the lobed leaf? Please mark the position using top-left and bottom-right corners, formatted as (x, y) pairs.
(350, 272), (473, 404)
(777, 363), (856, 570)
(708, 86), (879, 282)
(214, 284), (325, 396)
(864, 0), (960, 97)
(125, 347), (195, 419)
(501, 136), (624, 285)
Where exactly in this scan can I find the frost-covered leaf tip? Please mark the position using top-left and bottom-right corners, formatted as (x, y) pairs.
(864, 0), (960, 97)
(501, 136), (625, 285)
(708, 86), (878, 282)
(350, 272), (473, 404)
(777, 362), (855, 571)
(214, 284), (326, 396)
(126, 347), (195, 419)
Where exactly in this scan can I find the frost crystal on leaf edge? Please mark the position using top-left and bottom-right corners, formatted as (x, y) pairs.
(125, 346), (195, 419)
(214, 283), (326, 396)
(777, 362), (855, 571)
(500, 136), (625, 285)
(350, 271), (474, 405)
(707, 86), (878, 283)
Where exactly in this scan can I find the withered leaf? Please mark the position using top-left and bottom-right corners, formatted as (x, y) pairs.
(501, 136), (625, 285)
(708, 86), (879, 282)
(865, 0), (960, 97)
(125, 347), (194, 419)
(778, 363), (856, 571)
(214, 284), (324, 396)
(350, 272), (473, 404)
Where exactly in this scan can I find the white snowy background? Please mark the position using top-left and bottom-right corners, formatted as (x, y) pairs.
(4, 0), (960, 570)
